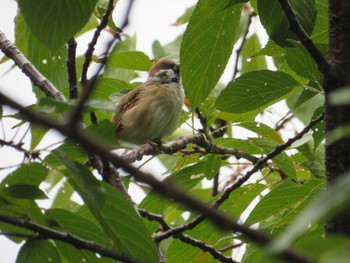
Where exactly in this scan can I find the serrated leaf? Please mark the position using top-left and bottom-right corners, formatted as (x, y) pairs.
(108, 51), (152, 71)
(85, 120), (118, 146)
(258, 0), (316, 47)
(180, 0), (241, 107)
(1, 184), (47, 200)
(311, 0), (328, 44)
(204, 155), (221, 180)
(214, 137), (265, 155)
(286, 45), (320, 81)
(241, 34), (267, 74)
(54, 152), (159, 262)
(237, 122), (284, 144)
(30, 125), (49, 150)
(17, 0), (98, 52)
(46, 209), (110, 246)
(15, 11), (68, 98)
(247, 179), (324, 225)
(269, 172), (350, 254)
(44, 142), (86, 168)
(0, 163), (48, 189)
(216, 70), (301, 113)
(16, 240), (61, 263)
(93, 78), (137, 100)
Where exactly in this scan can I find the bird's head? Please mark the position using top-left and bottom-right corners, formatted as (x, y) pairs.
(148, 59), (180, 84)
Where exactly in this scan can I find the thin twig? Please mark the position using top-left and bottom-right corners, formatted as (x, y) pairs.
(232, 10), (255, 80)
(278, 0), (331, 75)
(66, 38), (78, 100)
(155, 113), (324, 241)
(139, 209), (236, 263)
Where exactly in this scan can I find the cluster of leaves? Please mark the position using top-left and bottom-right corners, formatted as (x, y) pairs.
(1, 0), (350, 263)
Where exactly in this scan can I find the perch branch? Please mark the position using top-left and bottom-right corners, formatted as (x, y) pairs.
(0, 30), (66, 102)
(0, 91), (314, 263)
(123, 133), (258, 163)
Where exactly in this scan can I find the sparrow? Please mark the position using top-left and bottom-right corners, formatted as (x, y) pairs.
(112, 59), (185, 146)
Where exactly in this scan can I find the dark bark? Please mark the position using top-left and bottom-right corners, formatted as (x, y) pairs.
(324, 0), (350, 235)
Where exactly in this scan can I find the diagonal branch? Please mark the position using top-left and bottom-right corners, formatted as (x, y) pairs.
(0, 30), (66, 102)
(0, 213), (142, 263)
(139, 209), (238, 263)
(0, 91), (314, 263)
(155, 113), (324, 241)
(277, 0), (331, 75)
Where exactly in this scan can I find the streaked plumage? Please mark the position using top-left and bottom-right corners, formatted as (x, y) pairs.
(112, 59), (185, 146)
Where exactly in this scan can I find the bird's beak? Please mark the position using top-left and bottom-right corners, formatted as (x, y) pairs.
(174, 64), (180, 75)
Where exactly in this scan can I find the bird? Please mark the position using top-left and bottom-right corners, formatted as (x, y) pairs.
(112, 59), (185, 147)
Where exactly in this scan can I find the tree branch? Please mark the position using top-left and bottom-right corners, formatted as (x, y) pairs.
(66, 38), (78, 100)
(278, 0), (331, 75)
(0, 91), (315, 263)
(0, 30), (66, 102)
(139, 209), (237, 263)
(123, 133), (259, 164)
(155, 113), (324, 242)
(0, 214), (142, 263)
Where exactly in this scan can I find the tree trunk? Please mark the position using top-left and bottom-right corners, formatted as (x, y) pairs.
(324, 0), (350, 235)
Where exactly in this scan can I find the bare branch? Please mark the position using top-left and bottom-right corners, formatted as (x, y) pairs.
(0, 213), (142, 263)
(0, 91), (315, 263)
(232, 9), (256, 80)
(66, 38), (78, 100)
(0, 30), (66, 102)
(278, 0), (331, 75)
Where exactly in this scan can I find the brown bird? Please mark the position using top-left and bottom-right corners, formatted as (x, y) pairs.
(112, 59), (185, 146)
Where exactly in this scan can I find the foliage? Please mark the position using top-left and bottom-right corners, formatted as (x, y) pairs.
(0, 0), (349, 262)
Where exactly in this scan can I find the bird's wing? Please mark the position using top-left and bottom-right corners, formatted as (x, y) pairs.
(112, 83), (148, 132)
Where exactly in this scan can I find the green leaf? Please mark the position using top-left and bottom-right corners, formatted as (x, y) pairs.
(269, 172), (350, 254)
(46, 209), (111, 246)
(93, 78), (137, 100)
(247, 179), (324, 225)
(17, 0), (98, 52)
(54, 152), (159, 262)
(214, 138), (265, 155)
(252, 138), (297, 179)
(30, 125), (49, 150)
(44, 142), (87, 168)
(204, 155), (221, 180)
(216, 70), (301, 113)
(241, 34), (267, 74)
(0, 163), (48, 189)
(15, 11), (68, 98)
(237, 122), (284, 144)
(1, 184), (47, 200)
(108, 51), (152, 71)
(311, 0), (328, 45)
(16, 240), (61, 263)
(85, 120), (118, 146)
(257, 0), (316, 46)
(286, 44), (320, 81)
(180, 0), (241, 107)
